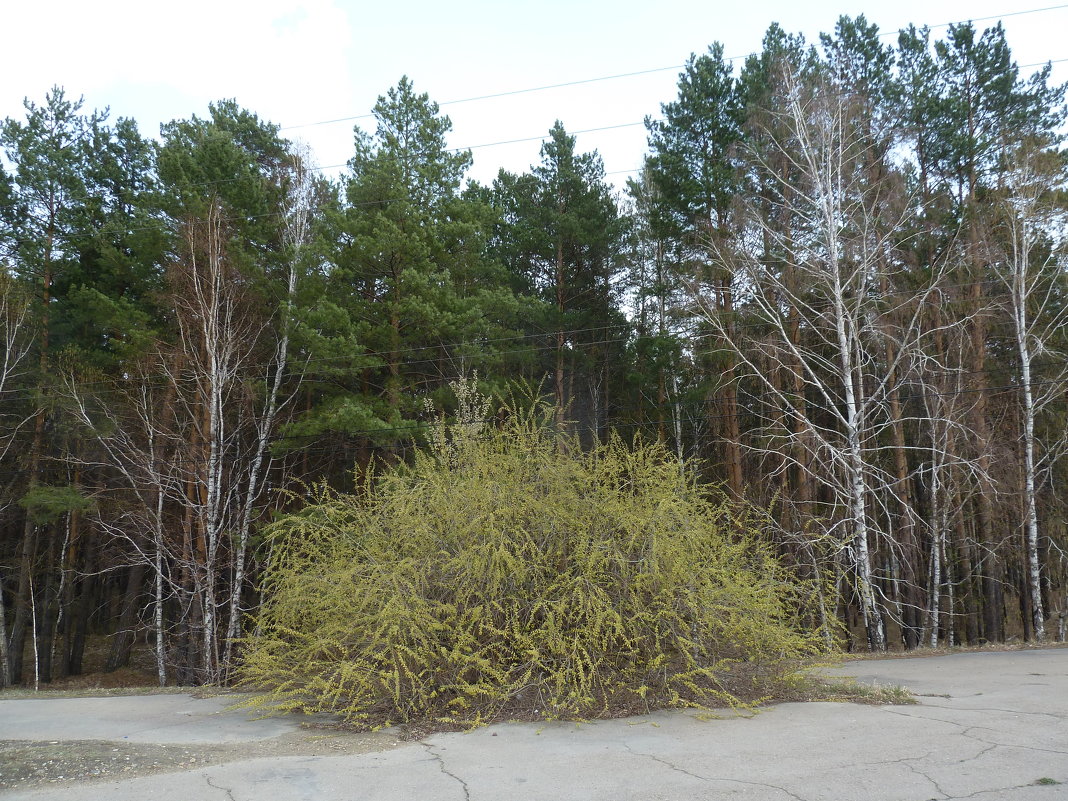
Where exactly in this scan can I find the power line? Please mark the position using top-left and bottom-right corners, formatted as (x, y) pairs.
(908, 3), (1068, 35)
(4, 5), (1066, 233)
(450, 120), (649, 154)
(277, 3), (1068, 133)
(7, 372), (1060, 474)
(0, 273), (1046, 396)
(281, 67), (686, 132)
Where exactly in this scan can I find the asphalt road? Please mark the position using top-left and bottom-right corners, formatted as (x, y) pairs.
(1, 648), (1065, 800)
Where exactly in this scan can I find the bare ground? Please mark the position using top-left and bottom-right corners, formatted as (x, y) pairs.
(0, 725), (401, 792)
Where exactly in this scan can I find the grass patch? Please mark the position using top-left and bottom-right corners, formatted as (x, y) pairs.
(780, 674), (917, 705)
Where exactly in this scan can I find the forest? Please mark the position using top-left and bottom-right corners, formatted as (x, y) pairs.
(1, 15), (1066, 688)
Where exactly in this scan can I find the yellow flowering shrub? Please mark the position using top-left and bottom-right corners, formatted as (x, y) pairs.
(238, 398), (824, 729)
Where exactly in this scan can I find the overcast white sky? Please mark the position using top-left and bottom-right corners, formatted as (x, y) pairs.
(2, 0), (1066, 189)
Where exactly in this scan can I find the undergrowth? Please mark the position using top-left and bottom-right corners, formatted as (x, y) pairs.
(238, 384), (827, 729)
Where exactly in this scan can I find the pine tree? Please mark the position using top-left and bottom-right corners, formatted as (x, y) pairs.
(492, 122), (628, 441)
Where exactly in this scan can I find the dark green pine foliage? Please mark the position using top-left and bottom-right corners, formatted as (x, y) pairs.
(0, 160), (16, 253)
(158, 100), (289, 266)
(2, 89), (100, 354)
(896, 27), (943, 204)
(0, 88), (126, 684)
(932, 22), (1065, 198)
(4, 92), (167, 374)
(646, 43), (744, 243)
(735, 24), (817, 223)
(644, 43), (749, 491)
(53, 116), (165, 369)
(288, 77), (517, 469)
(821, 15), (896, 132)
(492, 122), (628, 442)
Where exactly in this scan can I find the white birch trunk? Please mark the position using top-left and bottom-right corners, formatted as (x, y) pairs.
(998, 143), (1065, 643)
(154, 493), (167, 687)
(221, 150), (312, 674)
(1016, 259), (1045, 641)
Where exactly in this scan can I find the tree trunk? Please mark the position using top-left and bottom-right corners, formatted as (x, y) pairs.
(968, 277), (1004, 643)
(718, 278), (743, 497)
(554, 238), (567, 433)
(0, 573), (10, 686)
(38, 521), (61, 683)
(105, 563), (146, 672)
(885, 354), (921, 649)
(64, 533), (95, 678)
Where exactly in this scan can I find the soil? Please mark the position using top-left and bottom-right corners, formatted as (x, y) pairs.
(0, 725), (402, 791)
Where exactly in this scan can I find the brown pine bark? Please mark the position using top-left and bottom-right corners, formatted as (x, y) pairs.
(719, 278), (743, 497)
(105, 563), (146, 672)
(968, 262), (1003, 642)
(8, 228), (54, 684)
(63, 532), (95, 678)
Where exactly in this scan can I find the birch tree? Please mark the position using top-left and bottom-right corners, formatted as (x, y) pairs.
(63, 360), (182, 686)
(0, 270), (35, 685)
(59, 105), (312, 684)
(991, 139), (1068, 641)
(220, 144), (316, 673)
(698, 69), (952, 650)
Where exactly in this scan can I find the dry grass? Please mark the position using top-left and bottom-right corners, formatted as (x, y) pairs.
(803, 677), (916, 705)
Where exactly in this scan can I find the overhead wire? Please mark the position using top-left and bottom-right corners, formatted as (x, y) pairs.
(277, 2), (1068, 132)
(0, 272), (1050, 396)
(6, 372), (1060, 475)
(1, 6), (1064, 406)
(2, 3), (1065, 243)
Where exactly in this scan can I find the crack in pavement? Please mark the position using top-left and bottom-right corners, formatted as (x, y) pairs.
(917, 703), (1066, 721)
(943, 779), (1067, 799)
(853, 744), (957, 798)
(885, 708), (1068, 758)
(901, 761), (950, 800)
(622, 742), (808, 801)
(955, 740), (998, 765)
(857, 748), (935, 768)
(962, 733), (1068, 757)
(881, 707), (976, 730)
(420, 741), (471, 801)
(205, 774), (238, 801)
(866, 705), (1068, 798)
(954, 722), (1068, 758)
(622, 743), (707, 783)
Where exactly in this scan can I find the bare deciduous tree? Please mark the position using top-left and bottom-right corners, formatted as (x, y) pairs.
(696, 71), (960, 650)
(991, 139), (1068, 642)
(0, 268), (36, 685)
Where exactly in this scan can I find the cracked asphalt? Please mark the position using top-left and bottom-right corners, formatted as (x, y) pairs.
(1, 648), (1065, 800)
